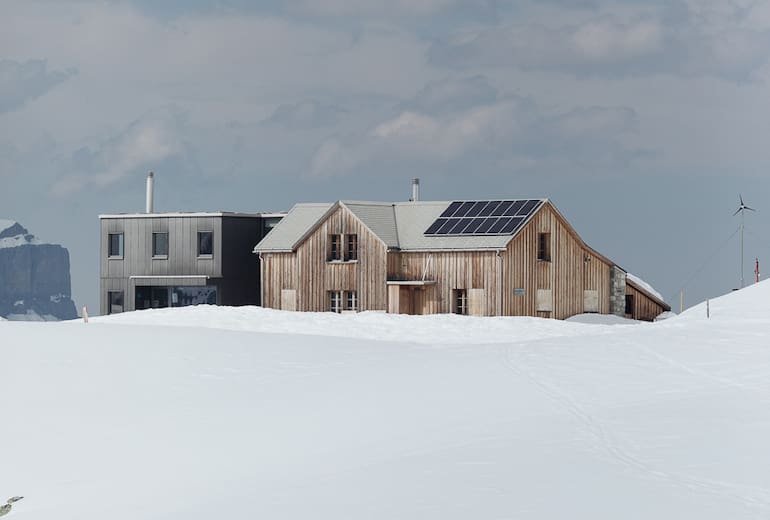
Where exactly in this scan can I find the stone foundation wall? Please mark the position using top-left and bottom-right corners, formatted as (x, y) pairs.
(609, 266), (627, 317)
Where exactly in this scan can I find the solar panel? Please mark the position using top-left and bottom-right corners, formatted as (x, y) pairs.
(424, 199), (543, 237)
(465, 201), (487, 218)
(439, 201), (462, 218)
(452, 201), (475, 218)
(504, 200), (525, 216)
(491, 201), (514, 216)
(478, 201), (502, 217)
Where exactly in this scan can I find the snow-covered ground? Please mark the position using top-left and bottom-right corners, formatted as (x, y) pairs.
(2, 282), (770, 519)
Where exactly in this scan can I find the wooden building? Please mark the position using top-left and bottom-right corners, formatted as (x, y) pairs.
(254, 199), (670, 321)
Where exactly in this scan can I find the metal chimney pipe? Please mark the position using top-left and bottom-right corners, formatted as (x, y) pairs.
(146, 171), (154, 213)
(411, 178), (420, 202)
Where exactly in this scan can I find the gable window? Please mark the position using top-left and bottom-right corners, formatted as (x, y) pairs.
(625, 294), (635, 316)
(454, 289), (468, 315)
(329, 234), (343, 261)
(345, 234), (358, 261)
(329, 290), (343, 313)
(108, 233), (124, 258)
(346, 290), (358, 311)
(152, 232), (168, 257)
(108, 291), (124, 314)
(537, 232), (551, 262)
(198, 231), (213, 256)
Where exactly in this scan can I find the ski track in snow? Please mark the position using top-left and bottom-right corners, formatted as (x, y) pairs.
(500, 336), (770, 514)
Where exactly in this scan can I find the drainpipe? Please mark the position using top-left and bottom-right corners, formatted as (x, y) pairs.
(258, 252), (264, 307)
(496, 250), (503, 316)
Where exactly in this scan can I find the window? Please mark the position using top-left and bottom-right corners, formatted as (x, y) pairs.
(328, 234), (357, 262)
(537, 232), (551, 261)
(345, 234), (358, 261)
(454, 289), (468, 315)
(198, 231), (213, 256)
(135, 286), (169, 310)
(329, 290), (343, 313)
(171, 286), (217, 307)
(108, 233), (124, 258)
(346, 290), (358, 311)
(625, 294), (635, 315)
(108, 291), (124, 314)
(329, 290), (357, 313)
(329, 234), (342, 261)
(152, 232), (168, 257)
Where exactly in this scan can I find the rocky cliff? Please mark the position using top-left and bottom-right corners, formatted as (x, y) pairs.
(0, 220), (78, 320)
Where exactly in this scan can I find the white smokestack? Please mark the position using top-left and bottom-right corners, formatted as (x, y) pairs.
(146, 171), (154, 213)
(411, 178), (420, 202)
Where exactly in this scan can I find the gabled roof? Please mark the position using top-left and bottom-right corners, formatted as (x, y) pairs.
(254, 199), (546, 253)
(253, 203), (335, 252)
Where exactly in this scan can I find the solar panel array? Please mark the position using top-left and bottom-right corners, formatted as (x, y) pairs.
(424, 199), (543, 236)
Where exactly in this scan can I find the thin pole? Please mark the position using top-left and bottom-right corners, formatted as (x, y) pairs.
(741, 209), (745, 288)
(680, 290), (684, 314)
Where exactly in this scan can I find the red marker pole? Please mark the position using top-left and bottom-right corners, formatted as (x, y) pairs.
(755, 258), (760, 283)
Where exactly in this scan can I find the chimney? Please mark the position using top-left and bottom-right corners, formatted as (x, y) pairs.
(146, 171), (154, 213)
(411, 178), (420, 202)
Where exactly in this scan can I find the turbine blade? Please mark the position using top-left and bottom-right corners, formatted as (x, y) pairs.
(740, 194), (745, 205)
(733, 208), (742, 216)
(746, 206), (756, 212)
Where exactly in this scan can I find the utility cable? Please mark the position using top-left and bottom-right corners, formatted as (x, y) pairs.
(671, 224), (742, 304)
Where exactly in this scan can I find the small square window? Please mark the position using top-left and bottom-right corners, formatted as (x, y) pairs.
(108, 233), (124, 258)
(329, 234), (342, 261)
(108, 291), (124, 314)
(454, 289), (468, 315)
(198, 231), (213, 256)
(345, 234), (358, 261)
(152, 232), (168, 257)
(346, 290), (358, 311)
(329, 290), (343, 313)
(537, 233), (551, 261)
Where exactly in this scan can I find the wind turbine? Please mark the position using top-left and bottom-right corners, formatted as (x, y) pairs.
(733, 194), (756, 288)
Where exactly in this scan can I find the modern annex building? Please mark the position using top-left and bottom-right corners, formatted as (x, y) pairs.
(254, 196), (670, 320)
(99, 173), (283, 314)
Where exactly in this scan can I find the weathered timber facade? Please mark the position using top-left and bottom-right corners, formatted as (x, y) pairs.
(261, 205), (388, 312)
(255, 199), (670, 321)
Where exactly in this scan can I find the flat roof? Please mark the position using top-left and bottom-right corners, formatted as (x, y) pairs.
(99, 211), (286, 219)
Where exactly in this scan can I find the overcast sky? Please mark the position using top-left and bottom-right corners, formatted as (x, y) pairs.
(2, 0), (770, 314)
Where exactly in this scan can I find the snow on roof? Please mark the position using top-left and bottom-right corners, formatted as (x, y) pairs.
(627, 273), (665, 302)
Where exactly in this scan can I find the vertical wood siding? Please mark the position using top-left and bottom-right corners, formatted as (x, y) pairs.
(260, 201), (665, 320)
(626, 283), (666, 321)
(503, 203), (612, 319)
(387, 251), (499, 315)
(261, 205), (388, 311)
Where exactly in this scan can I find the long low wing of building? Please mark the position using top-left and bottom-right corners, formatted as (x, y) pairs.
(254, 199), (670, 320)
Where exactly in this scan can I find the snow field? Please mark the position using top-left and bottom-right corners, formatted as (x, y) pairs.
(2, 281), (770, 519)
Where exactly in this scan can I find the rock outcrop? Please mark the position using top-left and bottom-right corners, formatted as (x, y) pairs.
(0, 220), (78, 320)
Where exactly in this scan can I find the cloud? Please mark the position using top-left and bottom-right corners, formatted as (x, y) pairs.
(309, 77), (644, 178)
(285, 0), (495, 18)
(261, 99), (347, 129)
(0, 59), (76, 113)
(51, 107), (188, 197)
(401, 75), (498, 115)
(429, 10), (770, 81)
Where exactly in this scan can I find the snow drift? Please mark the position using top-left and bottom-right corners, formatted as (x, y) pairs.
(2, 281), (770, 519)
